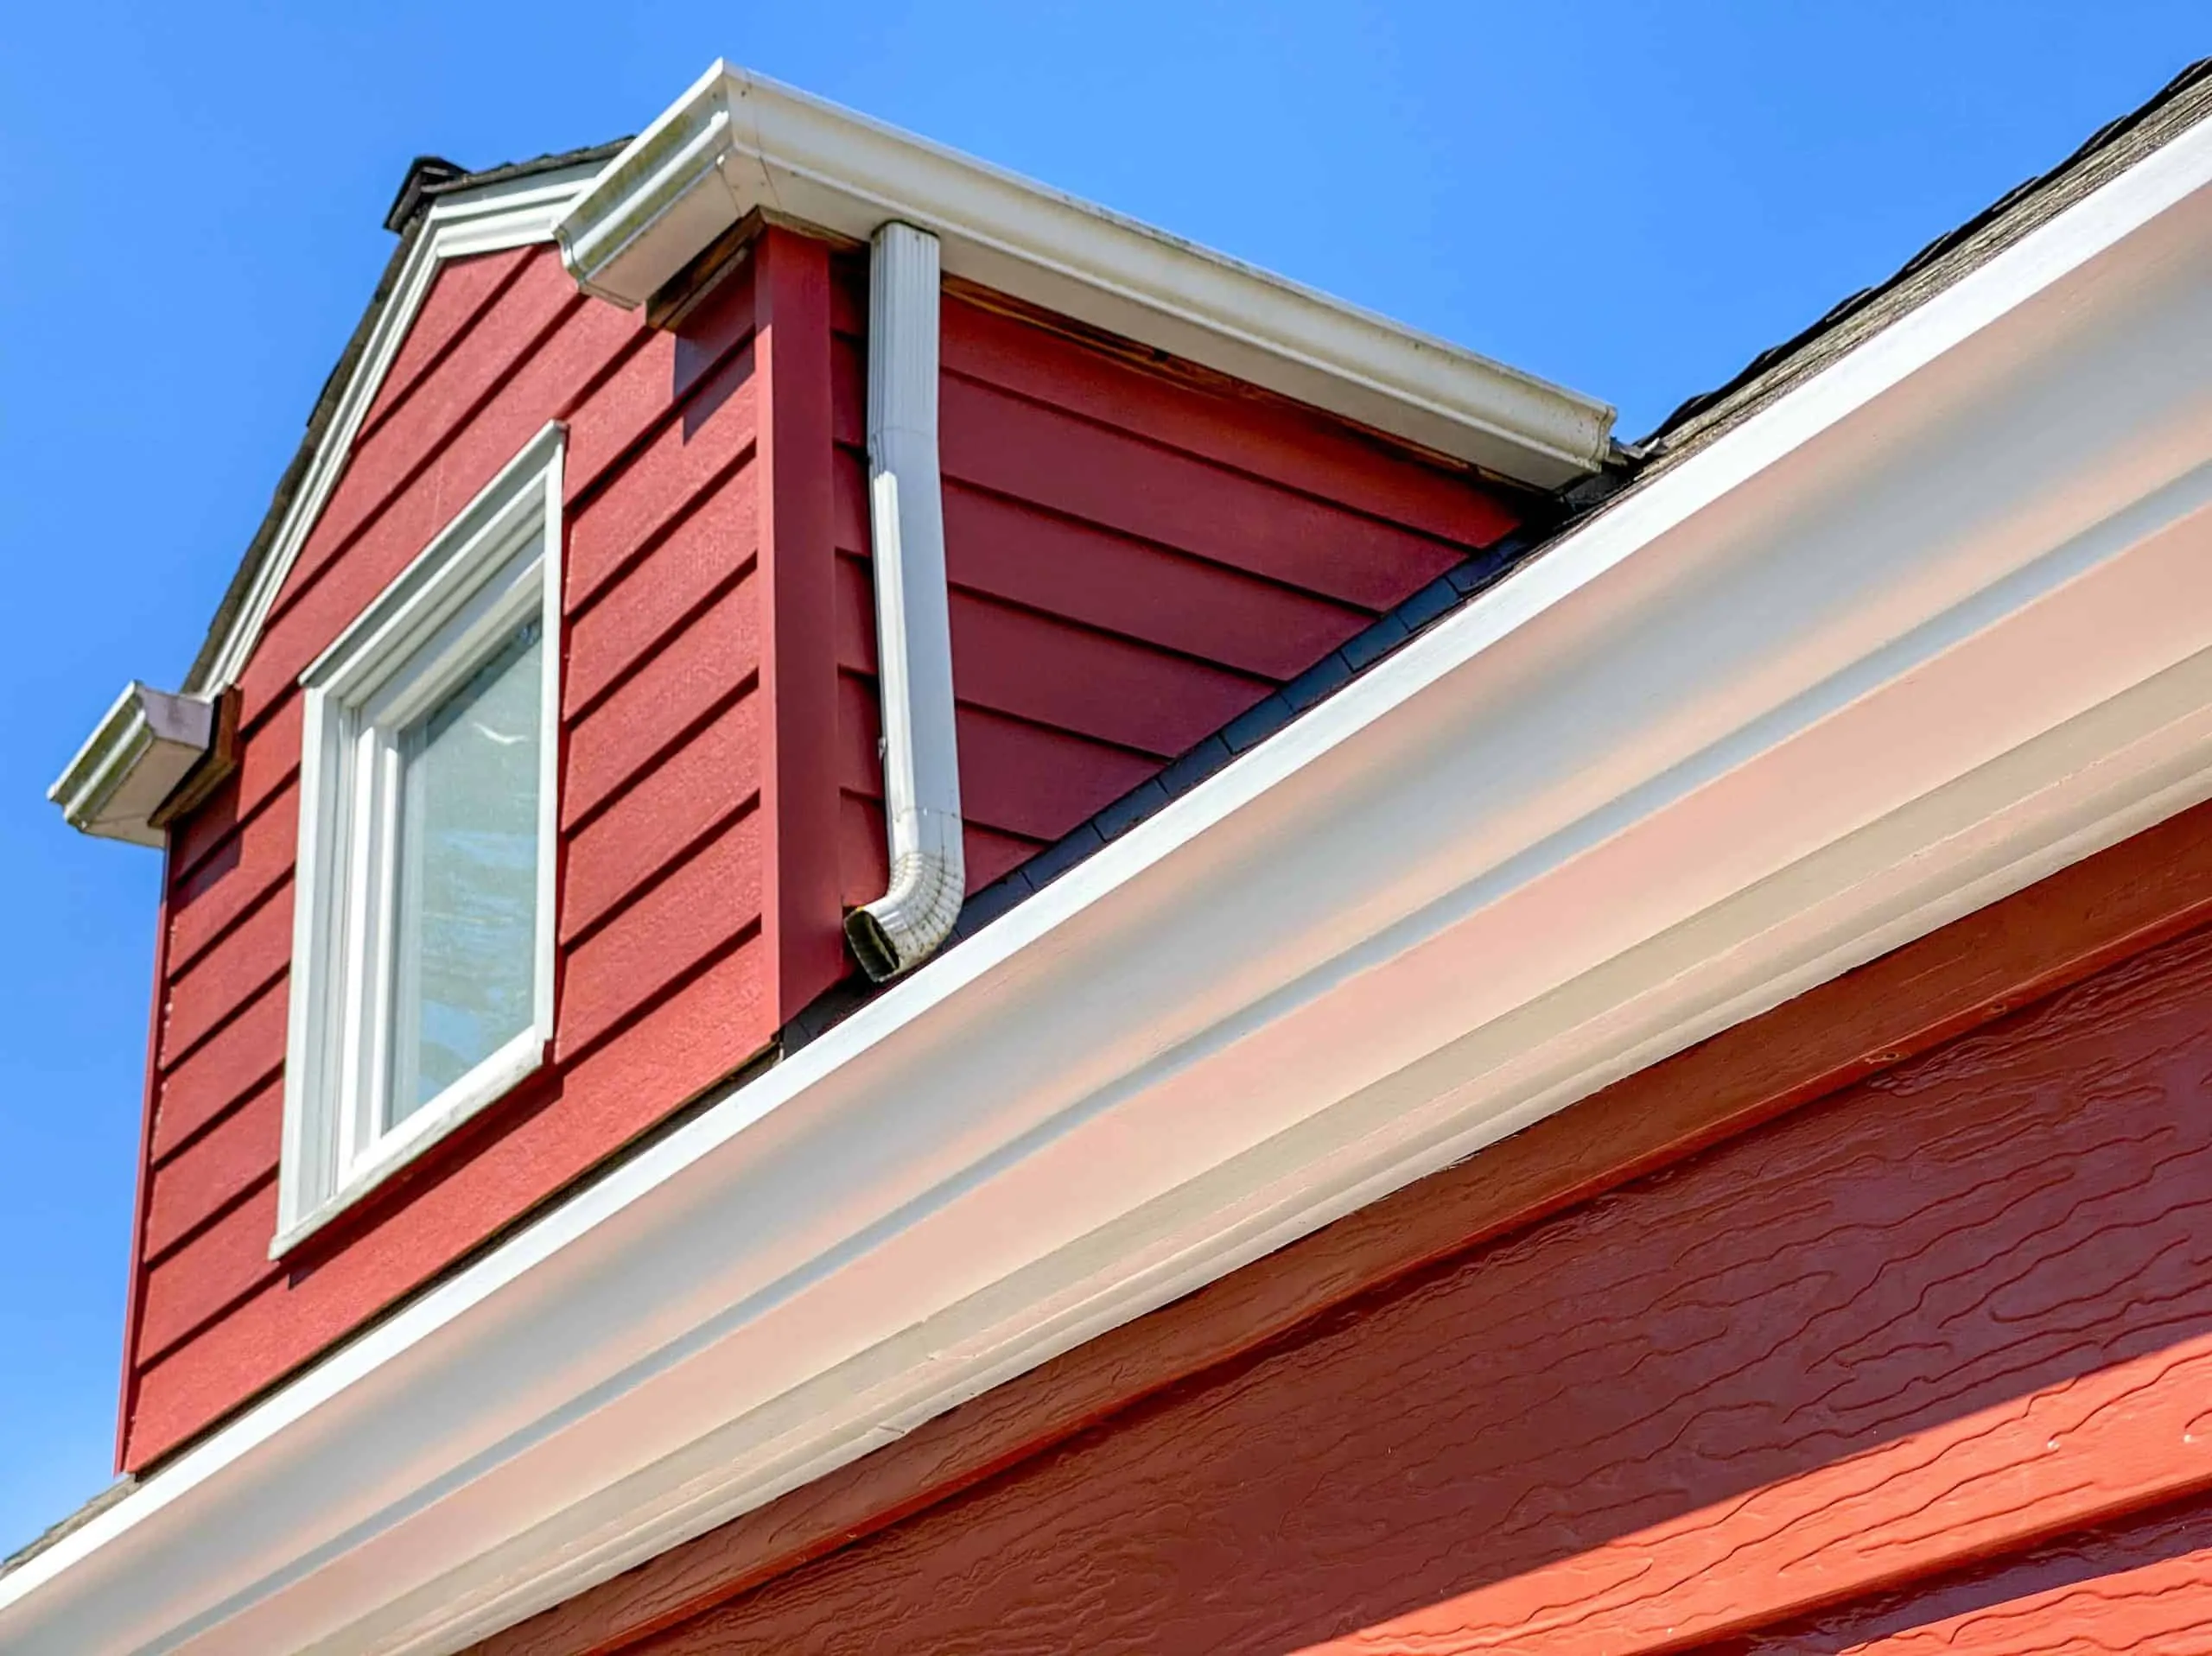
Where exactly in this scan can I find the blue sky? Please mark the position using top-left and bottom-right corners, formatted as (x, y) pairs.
(0, 1), (2203, 1557)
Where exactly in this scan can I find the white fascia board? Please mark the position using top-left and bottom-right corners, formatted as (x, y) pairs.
(48, 682), (215, 847)
(185, 163), (601, 698)
(12, 103), (2212, 1656)
(556, 60), (1615, 487)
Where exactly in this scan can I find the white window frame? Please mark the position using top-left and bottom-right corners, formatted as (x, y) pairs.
(272, 423), (564, 1256)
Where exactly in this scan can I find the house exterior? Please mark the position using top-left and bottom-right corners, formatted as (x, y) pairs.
(9, 52), (2212, 1654)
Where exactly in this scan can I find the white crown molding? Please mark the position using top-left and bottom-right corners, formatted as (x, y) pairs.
(187, 164), (602, 698)
(11, 90), (2212, 1656)
(556, 61), (1616, 488)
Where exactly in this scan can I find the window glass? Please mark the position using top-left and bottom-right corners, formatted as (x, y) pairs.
(388, 614), (544, 1124)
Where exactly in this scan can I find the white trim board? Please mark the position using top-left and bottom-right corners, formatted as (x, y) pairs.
(275, 423), (567, 1256)
(188, 165), (601, 697)
(556, 60), (1615, 488)
(9, 83), (2212, 1656)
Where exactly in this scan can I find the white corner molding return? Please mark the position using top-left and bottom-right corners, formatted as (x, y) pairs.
(14, 77), (2212, 1656)
(556, 60), (1616, 488)
(48, 683), (217, 847)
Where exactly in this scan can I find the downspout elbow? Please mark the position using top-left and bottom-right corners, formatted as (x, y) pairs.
(845, 222), (964, 981)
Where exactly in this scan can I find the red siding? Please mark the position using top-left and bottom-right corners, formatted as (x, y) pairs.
(830, 273), (1521, 904)
(124, 243), (784, 1469)
(124, 230), (1526, 1471)
(1732, 1489), (2212, 1652)
(479, 802), (2212, 1656)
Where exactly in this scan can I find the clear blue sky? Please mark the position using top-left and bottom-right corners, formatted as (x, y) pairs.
(1, 1), (2202, 1557)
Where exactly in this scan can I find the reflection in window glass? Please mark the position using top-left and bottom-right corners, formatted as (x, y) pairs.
(388, 616), (543, 1125)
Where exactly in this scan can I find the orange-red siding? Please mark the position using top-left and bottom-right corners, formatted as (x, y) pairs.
(479, 801), (2212, 1656)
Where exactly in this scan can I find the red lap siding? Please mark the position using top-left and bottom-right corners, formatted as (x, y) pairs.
(122, 230), (1530, 1472)
(833, 272), (1523, 905)
(1724, 1488), (2212, 1652)
(122, 244), (791, 1469)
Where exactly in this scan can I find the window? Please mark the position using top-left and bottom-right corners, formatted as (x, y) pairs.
(275, 424), (563, 1253)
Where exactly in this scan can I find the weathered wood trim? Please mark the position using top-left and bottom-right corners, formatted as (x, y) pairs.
(472, 792), (2212, 1656)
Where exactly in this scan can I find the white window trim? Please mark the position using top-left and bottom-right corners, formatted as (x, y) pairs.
(272, 422), (565, 1257)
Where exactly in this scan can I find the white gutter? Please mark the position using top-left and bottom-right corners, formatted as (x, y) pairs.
(846, 223), (964, 980)
(554, 61), (1615, 487)
(13, 75), (2212, 1656)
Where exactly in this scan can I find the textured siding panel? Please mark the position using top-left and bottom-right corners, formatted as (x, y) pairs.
(563, 693), (764, 944)
(563, 574), (763, 828)
(567, 346), (758, 609)
(135, 1182), (282, 1363)
(359, 244), (537, 439)
(558, 809), (766, 1060)
(165, 785), (296, 973)
(156, 886), (292, 1068)
(935, 296), (1518, 549)
(149, 980), (286, 1160)
(565, 498), (758, 715)
(597, 911), (2212, 1656)
(1736, 1489), (2212, 1652)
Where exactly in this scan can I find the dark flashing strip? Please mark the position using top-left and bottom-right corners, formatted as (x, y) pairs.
(382, 155), (469, 234)
(783, 512), (1586, 1053)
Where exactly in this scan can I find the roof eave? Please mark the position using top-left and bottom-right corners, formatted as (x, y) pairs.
(557, 60), (1617, 489)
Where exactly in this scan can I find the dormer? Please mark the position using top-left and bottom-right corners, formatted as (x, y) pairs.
(20, 53), (2212, 1656)
(50, 65), (1610, 1476)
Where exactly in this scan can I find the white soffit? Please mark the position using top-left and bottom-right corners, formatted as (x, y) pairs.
(11, 92), (2212, 1656)
(556, 60), (1616, 488)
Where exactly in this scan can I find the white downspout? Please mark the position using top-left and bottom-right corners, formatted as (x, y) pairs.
(845, 221), (965, 981)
